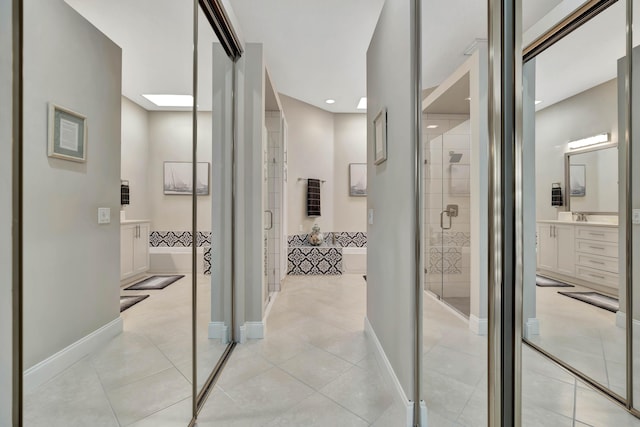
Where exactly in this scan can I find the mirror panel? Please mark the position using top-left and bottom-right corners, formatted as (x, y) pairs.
(195, 4), (231, 397)
(22, 0), (195, 424)
(565, 143), (618, 213)
(525, 0), (626, 398)
(632, 0), (640, 410)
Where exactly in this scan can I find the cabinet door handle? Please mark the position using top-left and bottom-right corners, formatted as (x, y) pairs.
(589, 232), (605, 237)
(589, 273), (605, 280)
(588, 245), (604, 250)
(589, 260), (605, 265)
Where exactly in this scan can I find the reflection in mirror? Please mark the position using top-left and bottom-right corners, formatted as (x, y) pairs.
(633, 0), (640, 410)
(194, 5), (230, 399)
(526, 0), (626, 399)
(22, 0), (195, 424)
(565, 143), (618, 213)
(421, 38), (489, 423)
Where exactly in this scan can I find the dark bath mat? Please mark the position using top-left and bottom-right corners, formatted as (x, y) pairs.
(124, 275), (185, 291)
(120, 295), (149, 312)
(536, 275), (574, 287)
(558, 291), (619, 313)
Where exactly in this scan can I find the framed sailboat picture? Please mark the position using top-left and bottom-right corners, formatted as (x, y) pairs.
(163, 162), (210, 195)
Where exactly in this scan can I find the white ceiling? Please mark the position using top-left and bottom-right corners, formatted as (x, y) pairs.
(65, 0), (622, 115)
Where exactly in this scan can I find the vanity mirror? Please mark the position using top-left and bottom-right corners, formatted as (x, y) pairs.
(564, 141), (618, 214)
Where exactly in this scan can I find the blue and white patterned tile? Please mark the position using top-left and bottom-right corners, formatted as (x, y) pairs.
(334, 232), (367, 247)
(149, 231), (212, 247)
(428, 247), (462, 274)
(204, 246), (212, 275)
(288, 247), (342, 275)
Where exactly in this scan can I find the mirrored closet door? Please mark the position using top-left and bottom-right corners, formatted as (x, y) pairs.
(520, 1), (640, 419)
(19, 0), (241, 425)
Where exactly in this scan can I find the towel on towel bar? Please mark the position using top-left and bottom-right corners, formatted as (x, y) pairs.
(551, 183), (563, 207)
(307, 179), (321, 217)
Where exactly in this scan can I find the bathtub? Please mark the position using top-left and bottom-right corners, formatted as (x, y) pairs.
(149, 246), (204, 274)
(342, 247), (367, 274)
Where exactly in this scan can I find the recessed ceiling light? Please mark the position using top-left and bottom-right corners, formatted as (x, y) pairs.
(325, 99), (336, 104)
(142, 94), (193, 107)
(357, 97), (367, 110)
(426, 125), (438, 129)
(535, 100), (543, 105)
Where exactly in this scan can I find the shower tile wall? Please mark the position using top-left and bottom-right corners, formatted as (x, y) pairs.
(424, 115), (472, 302)
(266, 111), (283, 292)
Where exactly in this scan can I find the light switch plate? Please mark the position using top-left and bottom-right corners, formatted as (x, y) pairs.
(98, 207), (111, 224)
(368, 209), (374, 225)
(633, 209), (640, 225)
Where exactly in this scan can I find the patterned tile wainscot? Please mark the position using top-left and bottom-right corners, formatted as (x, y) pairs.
(149, 231), (212, 247)
(204, 246), (211, 275)
(149, 231), (212, 275)
(288, 247), (343, 275)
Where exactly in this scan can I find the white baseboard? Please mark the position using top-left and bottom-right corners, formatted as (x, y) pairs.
(615, 311), (640, 329)
(24, 317), (123, 393)
(468, 314), (488, 336)
(420, 400), (428, 426)
(524, 318), (540, 338)
(208, 321), (229, 343)
(244, 321), (265, 339)
(364, 317), (414, 427)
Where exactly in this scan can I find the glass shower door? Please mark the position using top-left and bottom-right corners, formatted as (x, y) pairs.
(424, 118), (471, 318)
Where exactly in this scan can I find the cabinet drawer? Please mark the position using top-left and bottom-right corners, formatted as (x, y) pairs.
(575, 265), (619, 289)
(576, 253), (618, 274)
(576, 239), (618, 258)
(575, 227), (618, 243)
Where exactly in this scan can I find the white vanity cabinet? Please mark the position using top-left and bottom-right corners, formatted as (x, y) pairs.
(537, 220), (618, 292)
(537, 223), (575, 276)
(121, 221), (150, 281)
(574, 226), (619, 290)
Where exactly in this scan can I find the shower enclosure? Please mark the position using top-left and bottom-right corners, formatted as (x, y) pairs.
(424, 116), (472, 317)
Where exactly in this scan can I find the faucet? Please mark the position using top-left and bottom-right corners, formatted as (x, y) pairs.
(575, 212), (588, 222)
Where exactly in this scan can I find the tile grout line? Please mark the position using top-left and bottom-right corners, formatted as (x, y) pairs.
(572, 379), (578, 426)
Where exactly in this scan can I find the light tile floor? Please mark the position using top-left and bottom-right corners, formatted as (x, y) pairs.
(529, 283), (629, 397)
(23, 272), (640, 426)
(24, 274), (226, 427)
(423, 290), (640, 426)
(195, 274), (401, 426)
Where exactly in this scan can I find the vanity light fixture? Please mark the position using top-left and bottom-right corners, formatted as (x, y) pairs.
(142, 94), (193, 107)
(357, 97), (367, 110)
(567, 133), (610, 150)
(426, 125), (438, 129)
(325, 99), (336, 104)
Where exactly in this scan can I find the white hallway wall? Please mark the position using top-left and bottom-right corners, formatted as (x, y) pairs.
(281, 94), (367, 235)
(0, 0), (13, 423)
(367, 0), (416, 401)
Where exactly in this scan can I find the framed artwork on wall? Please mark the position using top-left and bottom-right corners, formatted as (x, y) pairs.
(163, 161), (210, 195)
(374, 108), (387, 165)
(48, 103), (87, 162)
(569, 164), (586, 197)
(349, 163), (367, 196)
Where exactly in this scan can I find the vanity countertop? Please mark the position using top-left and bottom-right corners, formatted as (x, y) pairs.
(121, 219), (151, 225)
(537, 219), (618, 227)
